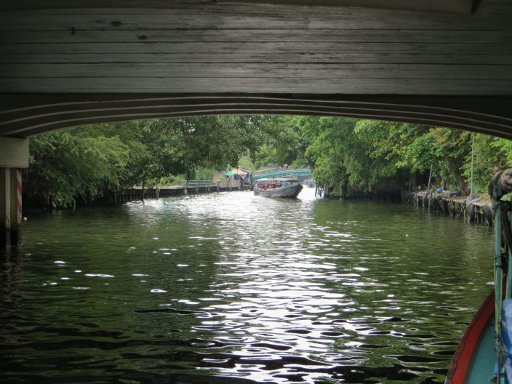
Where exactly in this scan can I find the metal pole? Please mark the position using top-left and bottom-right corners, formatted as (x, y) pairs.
(427, 162), (433, 214)
(470, 133), (475, 196)
(494, 198), (503, 384)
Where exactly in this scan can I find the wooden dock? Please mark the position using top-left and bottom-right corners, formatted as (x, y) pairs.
(117, 179), (248, 202)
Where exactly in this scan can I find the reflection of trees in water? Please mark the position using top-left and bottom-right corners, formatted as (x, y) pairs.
(0, 249), (24, 307)
(0, 249), (25, 347)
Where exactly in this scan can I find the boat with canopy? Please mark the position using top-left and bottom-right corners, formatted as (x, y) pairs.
(253, 178), (303, 198)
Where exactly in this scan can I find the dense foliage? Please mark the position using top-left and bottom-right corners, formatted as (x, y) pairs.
(298, 117), (510, 198)
(25, 116), (268, 208)
(25, 115), (511, 208)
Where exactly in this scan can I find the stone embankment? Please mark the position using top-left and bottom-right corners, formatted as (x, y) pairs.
(402, 191), (493, 226)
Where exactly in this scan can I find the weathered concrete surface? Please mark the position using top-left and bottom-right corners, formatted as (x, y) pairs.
(0, 138), (29, 168)
(0, 139), (27, 247)
(0, 168), (23, 247)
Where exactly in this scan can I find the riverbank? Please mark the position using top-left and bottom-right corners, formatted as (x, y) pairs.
(402, 190), (493, 226)
(118, 184), (495, 229)
(115, 179), (248, 202)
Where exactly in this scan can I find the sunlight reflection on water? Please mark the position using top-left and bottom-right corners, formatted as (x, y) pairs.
(0, 187), (494, 384)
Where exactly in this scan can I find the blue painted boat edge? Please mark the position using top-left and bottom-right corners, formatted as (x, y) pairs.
(465, 318), (496, 384)
(445, 292), (495, 384)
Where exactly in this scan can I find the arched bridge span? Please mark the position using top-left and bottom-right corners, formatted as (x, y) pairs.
(0, 94), (512, 139)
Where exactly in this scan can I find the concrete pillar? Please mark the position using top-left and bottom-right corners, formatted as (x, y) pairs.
(0, 168), (23, 247)
(0, 138), (29, 248)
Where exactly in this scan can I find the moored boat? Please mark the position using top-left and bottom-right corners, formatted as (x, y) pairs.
(446, 169), (512, 384)
(253, 178), (303, 198)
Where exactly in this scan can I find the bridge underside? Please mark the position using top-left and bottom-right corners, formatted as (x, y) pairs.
(1, 0), (512, 247)
(1, 0), (512, 138)
(1, 94), (512, 139)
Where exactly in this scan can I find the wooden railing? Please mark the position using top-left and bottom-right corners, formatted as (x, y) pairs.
(252, 168), (312, 180)
(185, 180), (217, 188)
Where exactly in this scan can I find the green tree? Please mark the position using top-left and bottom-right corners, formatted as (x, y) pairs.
(298, 117), (359, 198)
(139, 115), (272, 180)
(354, 120), (474, 192)
(461, 134), (511, 193)
(27, 129), (130, 209)
(26, 114), (509, 209)
(252, 116), (308, 169)
(425, 128), (471, 191)
(78, 121), (152, 189)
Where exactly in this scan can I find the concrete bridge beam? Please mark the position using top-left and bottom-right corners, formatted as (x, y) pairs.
(0, 138), (29, 247)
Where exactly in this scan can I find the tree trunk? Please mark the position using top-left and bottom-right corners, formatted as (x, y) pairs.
(323, 184), (329, 198)
(341, 173), (349, 200)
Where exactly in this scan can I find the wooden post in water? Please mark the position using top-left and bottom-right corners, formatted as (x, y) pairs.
(427, 163), (433, 214)
(323, 184), (329, 198)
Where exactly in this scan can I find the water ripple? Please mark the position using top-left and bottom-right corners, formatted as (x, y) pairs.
(0, 191), (494, 383)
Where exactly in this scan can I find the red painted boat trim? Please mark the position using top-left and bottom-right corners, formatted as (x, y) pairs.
(445, 292), (495, 384)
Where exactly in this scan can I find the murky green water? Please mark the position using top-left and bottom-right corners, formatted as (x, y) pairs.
(0, 188), (494, 383)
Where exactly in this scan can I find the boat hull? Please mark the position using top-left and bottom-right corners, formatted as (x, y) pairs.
(445, 292), (495, 384)
(253, 183), (303, 198)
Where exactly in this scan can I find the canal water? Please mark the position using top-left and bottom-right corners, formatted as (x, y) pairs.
(0, 188), (494, 384)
